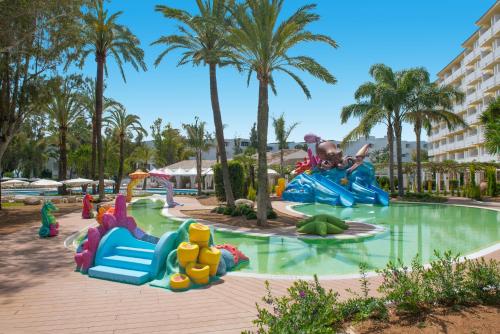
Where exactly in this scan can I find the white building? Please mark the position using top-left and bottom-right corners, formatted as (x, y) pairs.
(429, 1), (500, 163)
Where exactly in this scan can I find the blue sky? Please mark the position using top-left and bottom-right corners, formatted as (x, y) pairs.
(78, 0), (494, 143)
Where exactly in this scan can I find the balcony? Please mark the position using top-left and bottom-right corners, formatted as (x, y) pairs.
(463, 48), (481, 65)
(465, 90), (482, 105)
(479, 19), (500, 46)
(464, 69), (482, 85)
(481, 75), (499, 93)
(480, 51), (493, 68)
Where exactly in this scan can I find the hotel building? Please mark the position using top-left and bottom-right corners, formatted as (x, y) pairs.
(429, 1), (500, 163)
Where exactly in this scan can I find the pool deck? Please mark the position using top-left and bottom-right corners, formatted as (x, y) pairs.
(1, 197), (499, 333)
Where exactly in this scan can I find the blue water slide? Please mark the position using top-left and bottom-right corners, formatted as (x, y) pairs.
(369, 185), (390, 206)
(351, 182), (377, 204)
(308, 173), (355, 207)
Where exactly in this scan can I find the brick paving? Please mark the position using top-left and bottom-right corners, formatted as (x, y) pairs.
(1, 199), (499, 334)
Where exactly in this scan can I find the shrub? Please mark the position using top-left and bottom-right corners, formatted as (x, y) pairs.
(401, 192), (447, 203)
(267, 209), (277, 219)
(223, 206), (233, 215)
(377, 256), (432, 314)
(486, 167), (497, 197)
(247, 185), (257, 201)
(246, 211), (257, 220)
(213, 161), (245, 202)
(424, 251), (470, 306)
(465, 258), (500, 305)
(466, 184), (481, 200)
(247, 276), (341, 334)
(340, 263), (388, 323)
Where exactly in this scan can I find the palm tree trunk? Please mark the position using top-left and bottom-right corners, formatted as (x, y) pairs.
(209, 63), (234, 206)
(91, 112), (97, 193)
(256, 78), (270, 227)
(197, 150), (202, 196)
(387, 121), (395, 193)
(280, 148), (284, 177)
(95, 54), (105, 201)
(142, 159), (148, 190)
(394, 110), (404, 197)
(116, 134), (124, 194)
(58, 127), (68, 195)
(415, 122), (422, 193)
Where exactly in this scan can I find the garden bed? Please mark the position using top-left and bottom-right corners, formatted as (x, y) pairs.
(179, 209), (299, 229)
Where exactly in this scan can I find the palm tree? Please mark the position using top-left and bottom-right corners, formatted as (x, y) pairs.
(78, 0), (147, 200)
(183, 117), (212, 196)
(129, 144), (155, 189)
(341, 65), (396, 193)
(272, 113), (299, 177)
(79, 78), (120, 186)
(480, 97), (500, 157)
(229, 0), (337, 226)
(45, 76), (85, 185)
(404, 69), (465, 192)
(152, 0), (236, 207)
(104, 105), (147, 193)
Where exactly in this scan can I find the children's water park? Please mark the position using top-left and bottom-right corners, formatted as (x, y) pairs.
(1, 1), (500, 333)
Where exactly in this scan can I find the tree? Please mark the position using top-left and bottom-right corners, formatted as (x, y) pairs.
(129, 144), (155, 189)
(183, 117), (212, 196)
(341, 65), (396, 193)
(104, 104), (147, 193)
(79, 78), (120, 184)
(152, 0), (236, 206)
(411, 149), (428, 163)
(404, 69), (465, 192)
(78, 0), (147, 200)
(233, 137), (243, 155)
(44, 76), (85, 184)
(151, 118), (190, 166)
(371, 147), (390, 164)
(480, 97), (500, 156)
(272, 113), (298, 176)
(69, 144), (92, 178)
(229, 0), (337, 226)
(0, 0), (83, 208)
(249, 122), (258, 149)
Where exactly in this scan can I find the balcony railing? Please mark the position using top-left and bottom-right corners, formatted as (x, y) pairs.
(479, 19), (500, 46)
(463, 48), (481, 65)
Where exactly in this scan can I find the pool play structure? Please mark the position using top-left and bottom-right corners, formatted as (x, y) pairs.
(126, 169), (179, 207)
(283, 133), (389, 207)
(74, 195), (247, 288)
(71, 134), (498, 282)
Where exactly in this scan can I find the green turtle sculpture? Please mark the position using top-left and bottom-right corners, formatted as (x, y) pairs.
(296, 214), (348, 236)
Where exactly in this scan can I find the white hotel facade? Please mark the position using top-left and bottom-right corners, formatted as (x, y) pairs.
(429, 2), (500, 163)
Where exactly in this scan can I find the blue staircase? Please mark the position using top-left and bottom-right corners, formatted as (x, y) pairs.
(88, 227), (178, 285)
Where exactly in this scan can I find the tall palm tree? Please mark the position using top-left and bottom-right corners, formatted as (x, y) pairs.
(229, 0), (337, 226)
(78, 0), (147, 200)
(272, 113), (298, 177)
(404, 69), (465, 192)
(341, 65), (401, 193)
(45, 76), (85, 185)
(104, 105), (147, 193)
(480, 96), (500, 157)
(183, 117), (212, 196)
(152, 0), (236, 206)
(79, 78), (120, 186)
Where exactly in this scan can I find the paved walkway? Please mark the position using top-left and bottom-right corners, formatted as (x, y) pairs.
(1, 198), (499, 333)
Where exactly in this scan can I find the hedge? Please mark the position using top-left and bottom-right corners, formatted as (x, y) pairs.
(213, 161), (245, 202)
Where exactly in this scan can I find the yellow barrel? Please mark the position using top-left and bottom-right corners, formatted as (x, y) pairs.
(169, 273), (190, 290)
(177, 242), (199, 268)
(186, 262), (210, 285)
(189, 223), (211, 248)
(199, 247), (221, 276)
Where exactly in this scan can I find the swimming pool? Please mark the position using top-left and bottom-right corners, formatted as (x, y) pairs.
(128, 200), (500, 277)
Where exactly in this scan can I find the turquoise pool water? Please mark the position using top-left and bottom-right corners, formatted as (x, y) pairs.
(129, 200), (500, 276)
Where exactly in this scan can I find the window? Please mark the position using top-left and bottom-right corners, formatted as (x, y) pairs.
(241, 141), (249, 147)
(405, 143), (410, 148)
(224, 141), (229, 147)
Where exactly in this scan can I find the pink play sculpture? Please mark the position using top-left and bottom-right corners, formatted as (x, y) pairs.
(82, 194), (94, 219)
(74, 194), (138, 273)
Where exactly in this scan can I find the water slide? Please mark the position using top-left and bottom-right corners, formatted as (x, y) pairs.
(308, 173), (355, 207)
